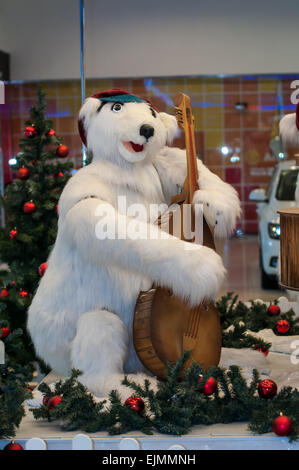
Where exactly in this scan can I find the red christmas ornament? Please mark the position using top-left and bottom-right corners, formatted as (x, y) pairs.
(254, 345), (269, 356)
(267, 304), (280, 316)
(3, 441), (24, 450)
(202, 377), (217, 396)
(38, 262), (48, 277)
(9, 228), (18, 239)
(42, 395), (50, 406)
(55, 203), (59, 214)
(24, 125), (37, 138)
(56, 144), (69, 158)
(272, 415), (293, 436)
(19, 290), (29, 298)
(258, 379), (277, 399)
(125, 396), (145, 413)
(47, 395), (63, 410)
(1, 327), (11, 339)
(17, 167), (30, 180)
(23, 201), (36, 214)
(276, 320), (290, 334)
(0, 288), (8, 298)
(47, 128), (56, 136)
(55, 171), (64, 178)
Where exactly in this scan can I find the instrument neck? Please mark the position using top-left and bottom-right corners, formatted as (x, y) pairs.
(184, 118), (199, 204)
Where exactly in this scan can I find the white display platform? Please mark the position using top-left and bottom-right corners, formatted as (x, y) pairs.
(1, 413), (298, 450)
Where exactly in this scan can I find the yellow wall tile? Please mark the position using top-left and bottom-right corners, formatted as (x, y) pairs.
(259, 78), (277, 92)
(85, 80), (96, 97)
(167, 78), (185, 94)
(93, 79), (113, 92)
(186, 78), (203, 94)
(205, 78), (223, 93)
(205, 110), (223, 129)
(205, 130), (223, 149)
(193, 108), (204, 130)
(57, 80), (79, 97)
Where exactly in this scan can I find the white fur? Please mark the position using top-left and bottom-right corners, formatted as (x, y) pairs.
(279, 112), (299, 146)
(28, 99), (240, 397)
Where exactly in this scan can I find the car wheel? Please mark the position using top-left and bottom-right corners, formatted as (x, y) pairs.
(260, 250), (278, 290)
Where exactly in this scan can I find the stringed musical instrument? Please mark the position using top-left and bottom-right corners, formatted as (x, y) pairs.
(133, 93), (222, 378)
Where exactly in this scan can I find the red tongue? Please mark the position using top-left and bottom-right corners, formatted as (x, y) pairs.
(131, 142), (144, 152)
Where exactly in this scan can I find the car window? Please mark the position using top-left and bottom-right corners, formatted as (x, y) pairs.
(275, 169), (299, 201)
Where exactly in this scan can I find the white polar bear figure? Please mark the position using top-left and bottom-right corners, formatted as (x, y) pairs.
(28, 89), (241, 399)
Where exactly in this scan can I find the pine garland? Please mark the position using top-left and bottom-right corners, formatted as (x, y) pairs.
(31, 352), (299, 441)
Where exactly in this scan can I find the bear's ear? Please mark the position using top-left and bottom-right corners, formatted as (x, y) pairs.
(159, 112), (178, 144)
(78, 97), (102, 146)
(79, 97), (101, 126)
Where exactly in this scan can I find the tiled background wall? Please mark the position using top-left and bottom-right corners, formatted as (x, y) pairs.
(2, 75), (299, 234)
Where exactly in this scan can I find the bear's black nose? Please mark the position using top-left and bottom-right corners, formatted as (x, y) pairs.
(140, 124), (154, 140)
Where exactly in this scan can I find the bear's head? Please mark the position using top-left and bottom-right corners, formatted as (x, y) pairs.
(78, 89), (178, 164)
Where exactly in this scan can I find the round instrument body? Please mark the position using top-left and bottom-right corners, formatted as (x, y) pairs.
(133, 286), (222, 378)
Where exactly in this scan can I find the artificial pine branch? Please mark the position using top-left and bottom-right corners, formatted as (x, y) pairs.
(217, 292), (299, 349)
(30, 354), (299, 441)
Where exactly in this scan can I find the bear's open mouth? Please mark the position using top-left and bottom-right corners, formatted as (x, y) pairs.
(122, 141), (144, 153)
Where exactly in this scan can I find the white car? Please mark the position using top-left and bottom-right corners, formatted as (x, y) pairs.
(249, 159), (299, 289)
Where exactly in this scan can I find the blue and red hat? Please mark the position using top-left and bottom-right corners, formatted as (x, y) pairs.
(78, 88), (158, 146)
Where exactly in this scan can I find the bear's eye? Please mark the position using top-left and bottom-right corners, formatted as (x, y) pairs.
(111, 103), (123, 113)
(150, 107), (157, 118)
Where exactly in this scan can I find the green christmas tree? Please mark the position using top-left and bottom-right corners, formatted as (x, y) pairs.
(0, 86), (73, 365)
(0, 320), (32, 439)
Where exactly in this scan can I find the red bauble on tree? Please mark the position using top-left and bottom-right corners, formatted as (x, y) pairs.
(47, 395), (63, 410)
(9, 228), (18, 239)
(276, 320), (290, 334)
(23, 201), (36, 214)
(267, 304), (280, 316)
(3, 441), (24, 450)
(0, 288), (8, 298)
(198, 375), (217, 395)
(55, 203), (59, 215)
(258, 379), (277, 399)
(202, 377), (217, 396)
(47, 128), (56, 136)
(55, 171), (64, 178)
(254, 345), (269, 356)
(24, 125), (37, 138)
(56, 144), (69, 158)
(17, 167), (30, 180)
(125, 396), (145, 413)
(272, 414), (293, 436)
(1, 327), (11, 339)
(19, 290), (29, 298)
(38, 262), (48, 277)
